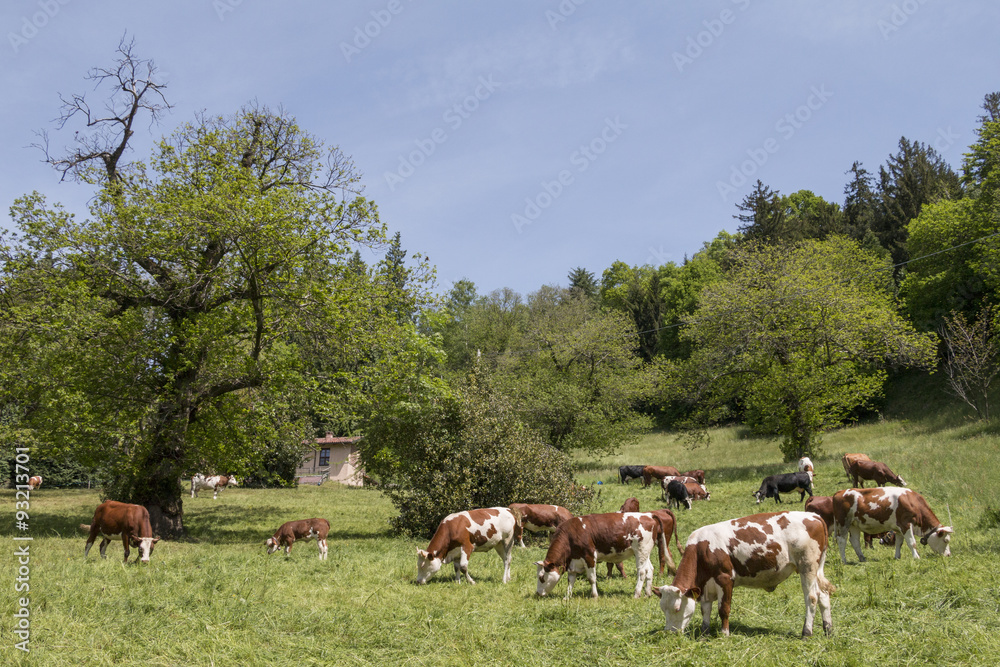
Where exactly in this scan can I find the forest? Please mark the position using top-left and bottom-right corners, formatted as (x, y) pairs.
(2, 44), (998, 538)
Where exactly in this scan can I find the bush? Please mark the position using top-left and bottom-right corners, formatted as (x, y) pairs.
(359, 370), (591, 538)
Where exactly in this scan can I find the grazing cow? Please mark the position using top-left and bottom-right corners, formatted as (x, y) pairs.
(665, 479), (692, 511)
(684, 481), (710, 501)
(190, 474), (239, 499)
(753, 472), (813, 504)
(28, 476), (42, 490)
(607, 500), (680, 579)
(798, 457), (815, 479)
(841, 453), (871, 481)
(833, 487), (953, 563)
(535, 512), (666, 599)
(81, 500), (160, 564)
(417, 507), (521, 585)
(607, 497), (642, 578)
(642, 465), (681, 488)
(266, 518), (330, 560)
(619, 465), (647, 485)
(653, 511), (834, 638)
(660, 476), (698, 501)
(680, 470), (706, 485)
(509, 503), (573, 547)
(846, 459), (906, 489)
(806, 495), (887, 549)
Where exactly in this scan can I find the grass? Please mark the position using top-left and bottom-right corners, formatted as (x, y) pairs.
(3, 381), (1000, 665)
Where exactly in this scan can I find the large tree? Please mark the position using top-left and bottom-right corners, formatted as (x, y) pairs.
(669, 237), (936, 460)
(0, 44), (400, 536)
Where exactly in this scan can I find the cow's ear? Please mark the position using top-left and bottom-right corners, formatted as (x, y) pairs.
(938, 527), (954, 536)
(534, 560), (544, 567)
(417, 548), (428, 558)
(652, 586), (662, 598)
(152, 538), (160, 544)
(686, 586), (701, 601)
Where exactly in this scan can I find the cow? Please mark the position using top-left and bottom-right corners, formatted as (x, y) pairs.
(417, 507), (521, 585)
(665, 479), (692, 511)
(833, 487), (953, 563)
(81, 500), (160, 564)
(190, 474), (239, 499)
(653, 511), (834, 638)
(535, 512), (666, 599)
(642, 465), (681, 488)
(684, 481), (710, 501)
(805, 495), (889, 549)
(607, 500), (680, 579)
(846, 459), (906, 488)
(619, 465), (647, 485)
(798, 457), (814, 479)
(509, 503), (573, 547)
(680, 470), (706, 485)
(28, 476), (42, 490)
(265, 518), (330, 560)
(753, 472), (813, 504)
(841, 453), (871, 481)
(660, 475), (699, 501)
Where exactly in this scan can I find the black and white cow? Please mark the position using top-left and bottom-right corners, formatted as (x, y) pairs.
(753, 472), (813, 504)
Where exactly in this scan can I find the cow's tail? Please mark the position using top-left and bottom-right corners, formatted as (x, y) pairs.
(663, 509), (680, 575)
(651, 514), (668, 576)
(508, 506), (523, 548)
(818, 569), (836, 594)
(79, 524), (91, 533)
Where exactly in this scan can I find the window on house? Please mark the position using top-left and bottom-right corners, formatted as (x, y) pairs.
(319, 448), (330, 466)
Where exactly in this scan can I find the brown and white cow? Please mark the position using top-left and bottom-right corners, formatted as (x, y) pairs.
(846, 459), (906, 489)
(653, 511), (834, 638)
(81, 501), (160, 564)
(607, 498), (641, 578)
(833, 487), (953, 563)
(509, 503), (573, 547)
(266, 518), (330, 560)
(607, 499), (680, 579)
(841, 453), (871, 481)
(680, 470), (706, 485)
(806, 495), (888, 549)
(190, 474), (239, 499)
(642, 465), (681, 488)
(535, 512), (666, 599)
(684, 481), (710, 501)
(28, 476), (42, 490)
(417, 507), (521, 585)
(798, 457), (815, 479)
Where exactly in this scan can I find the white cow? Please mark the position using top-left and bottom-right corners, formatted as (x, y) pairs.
(190, 474), (239, 499)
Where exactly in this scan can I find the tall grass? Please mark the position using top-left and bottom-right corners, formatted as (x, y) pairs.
(2, 379), (999, 665)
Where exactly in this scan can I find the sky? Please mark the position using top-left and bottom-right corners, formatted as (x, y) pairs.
(2, 1), (998, 297)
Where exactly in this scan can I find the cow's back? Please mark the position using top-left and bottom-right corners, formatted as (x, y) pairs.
(93, 501), (150, 536)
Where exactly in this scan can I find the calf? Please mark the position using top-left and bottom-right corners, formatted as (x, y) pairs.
(660, 475), (698, 502)
(266, 518), (330, 560)
(642, 465), (681, 488)
(81, 500), (160, 564)
(28, 476), (42, 490)
(619, 465), (647, 485)
(509, 503), (573, 547)
(665, 479), (692, 510)
(753, 472), (813, 504)
(653, 511), (834, 638)
(841, 453), (871, 481)
(798, 457), (814, 479)
(535, 512), (666, 599)
(833, 487), (953, 563)
(847, 459), (906, 488)
(190, 474), (239, 499)
(806, 495), (886, 549)
(417, 507), (521, 585)
(679, 470), (706, 485)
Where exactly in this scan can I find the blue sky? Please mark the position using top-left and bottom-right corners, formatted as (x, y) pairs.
(2, 1), (998, 296)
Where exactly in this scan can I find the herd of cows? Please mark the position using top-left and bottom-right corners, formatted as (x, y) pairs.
(64, 456), (954, 638)
(414, 453), (954, 638)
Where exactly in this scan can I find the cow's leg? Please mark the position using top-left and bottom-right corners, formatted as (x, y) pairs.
(586, 564), (599, 598)
(498, 539), (514, 584)
(634, 553), (653, 598)
(799, 570), (818, 637)
(213, 488), (219, 499)
(459, 548), (475, 584)
(700, 598), (714, 635)
(84, 527), (100, 558)
(900, 526), (919, 559)
(452, 559), (463, 582)
(717, 575), (734, 636)
(99, 538), (112, 559)
(564, 571), (577, 599)
(848, 525), (866, 562)
(121, 535), (130, 563)
(318, 539), (328, 560)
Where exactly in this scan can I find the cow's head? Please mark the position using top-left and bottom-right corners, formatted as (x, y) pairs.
(653, 585), (701, 633)
(265, 537), (280, 555)
(130, 536), (160, 563)
(920, 526), (953, 556)
(416, 548), (443, 584)
(753, 490), (764, 504)
(228, 476), (240, 487)
(535, 560), (562, 596)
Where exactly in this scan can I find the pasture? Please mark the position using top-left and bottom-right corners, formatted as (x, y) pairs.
(3, 391), (1000, 665)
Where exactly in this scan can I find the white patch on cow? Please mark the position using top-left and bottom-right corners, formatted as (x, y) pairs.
(657, 585), (698, 633)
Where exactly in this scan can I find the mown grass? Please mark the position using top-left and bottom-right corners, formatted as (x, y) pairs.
(3, 380), (1000, 665)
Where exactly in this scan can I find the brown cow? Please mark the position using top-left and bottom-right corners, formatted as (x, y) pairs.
(683, 481), (710, 501)
(841, 453), (871, 481)
(653, 511), (834, 638)
(805, 495), (889, 548)
(847, 459), (906, 488)
(642, 465), (681, 488)
(833, 487), (952, 563)
(265, 518), (330, 560)
(509, 503), (573, 547)
(417, 507), (521, 584)
(81, 501), (160, 564)
(28, 476), (42, 490)
(536, 512), (666, 598)
(608, 497), (643, 577)
(679, 470), (706, 485)
(607, 499), (680, 579)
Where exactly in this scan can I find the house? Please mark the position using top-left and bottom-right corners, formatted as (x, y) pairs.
(297, 434), (364, 486)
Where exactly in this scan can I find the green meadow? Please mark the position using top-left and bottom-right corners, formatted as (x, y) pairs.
(3, 379), (1000, 666)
